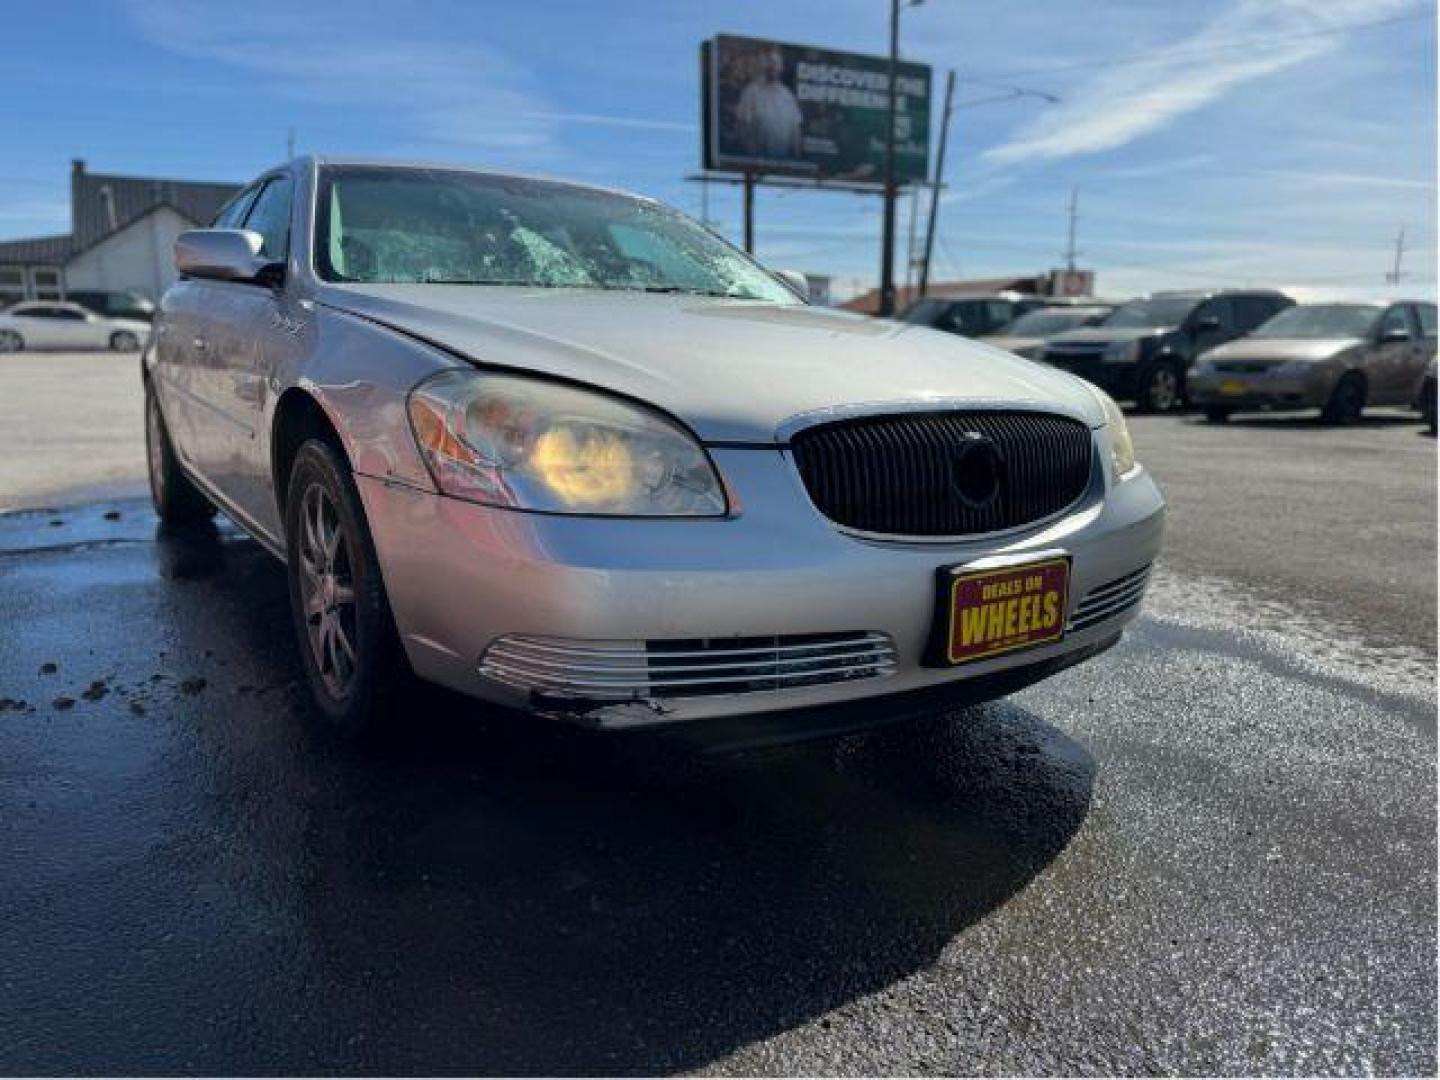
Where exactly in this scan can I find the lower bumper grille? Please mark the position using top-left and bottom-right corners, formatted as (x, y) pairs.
(1068, 565), (1152, 632)
(480, 632), (897, 700)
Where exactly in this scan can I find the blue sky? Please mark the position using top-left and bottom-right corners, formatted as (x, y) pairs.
(2, 0), (1434, 300)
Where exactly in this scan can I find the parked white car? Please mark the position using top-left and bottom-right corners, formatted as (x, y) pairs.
(0, 301), (150, 352)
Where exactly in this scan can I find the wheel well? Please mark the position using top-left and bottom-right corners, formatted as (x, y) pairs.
(271, 390), (346, 508)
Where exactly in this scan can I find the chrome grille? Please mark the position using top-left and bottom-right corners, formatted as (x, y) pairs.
(1067, 565), (1151, 632)
(789, 410), (1094, 537)
(480, 632), (897, 700)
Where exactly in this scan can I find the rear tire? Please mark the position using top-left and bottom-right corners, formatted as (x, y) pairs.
(145, 383), (214, 525)
(110, 330), (140, 352)
(1135, 359), (1182, 413)
(1204, 406), (1233, 424)
(0, 330), (23, 352)
(284, 439), (409, 741)
(1420, 379), (1437, 435)
(1321, 374), (1366, 425)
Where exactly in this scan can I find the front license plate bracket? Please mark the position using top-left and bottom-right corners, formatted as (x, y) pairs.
(923, 555), (1072, 668)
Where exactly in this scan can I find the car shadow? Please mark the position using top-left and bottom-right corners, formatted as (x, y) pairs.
(147, 520), (1096, 1074)
(1183, 412), (1424, 430)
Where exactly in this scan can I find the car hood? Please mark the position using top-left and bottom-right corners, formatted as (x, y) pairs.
(1201, 337), (1358, 362)
(979, 334), (1043, 351)
(314, 284), (1105, 442)
(1046, 326), (1168, 347)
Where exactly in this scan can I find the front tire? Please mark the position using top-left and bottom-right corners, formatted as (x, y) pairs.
(1204, 406), (1233, 424)
(1321, 374), (1366, 425)
(110, 330), (140, 352)
(145, 383), (214, 525)
(284, 440), (408, 740)
(1420, 379), (1437, 435)
(1135, 359), (1182, 413)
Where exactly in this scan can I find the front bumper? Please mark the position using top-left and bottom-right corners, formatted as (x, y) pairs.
(1188, 369), (1329, 410)
(357, 445), (1165, 730)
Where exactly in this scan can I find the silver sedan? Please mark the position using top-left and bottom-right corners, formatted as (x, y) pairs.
(143, 157), (1164, 743)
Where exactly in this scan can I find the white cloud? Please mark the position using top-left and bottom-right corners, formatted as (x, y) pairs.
(984, 0), (1421, 165)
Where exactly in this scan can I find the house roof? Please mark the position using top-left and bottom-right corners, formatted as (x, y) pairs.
(72, 166), (241, 249)
(0, 233), (73, 266)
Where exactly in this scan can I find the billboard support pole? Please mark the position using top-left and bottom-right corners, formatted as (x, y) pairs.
(878, 0), (901, 317)
(742, 172), (756, 253)
(918, 68), (955, 300)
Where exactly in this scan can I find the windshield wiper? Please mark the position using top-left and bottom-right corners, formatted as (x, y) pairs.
(634, 285), (750, 298)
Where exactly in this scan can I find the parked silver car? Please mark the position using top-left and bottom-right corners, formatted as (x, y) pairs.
(980, 304), (1116, 361)
(1189, 301), (1438, 423)
(143, 158), (1164, 741)
(0, 300), (149, 352)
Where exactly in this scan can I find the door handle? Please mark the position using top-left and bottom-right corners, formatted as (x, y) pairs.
(192, 337), (208, 352)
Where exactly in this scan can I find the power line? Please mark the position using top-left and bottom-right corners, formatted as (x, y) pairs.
(969, 9), (1434, 83)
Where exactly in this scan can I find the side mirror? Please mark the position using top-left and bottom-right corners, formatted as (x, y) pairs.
(174, 229), (269, 283)
(1191, 315), (1222, 335)
(772, 269), (810, 302)
(1379, 327), (1411, 344)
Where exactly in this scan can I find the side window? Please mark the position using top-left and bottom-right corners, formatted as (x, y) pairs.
(55, 308), (86, 321)
(946, 302), (980, 334)
(240, 176), (294, 262)
(1415, 304), (1436, 339)
(211, 185), (260, 230)
(1377, 306), (1411, 340)
(22, 306), (57, 319)
(984, 300), (1014, 329)
(1190, 299), (1223, 329)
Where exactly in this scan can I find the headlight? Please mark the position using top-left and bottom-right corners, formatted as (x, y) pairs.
(1092, 388), (1138, 478)
(1103, 340), (1140, 364)
(408, 371), (727, 516)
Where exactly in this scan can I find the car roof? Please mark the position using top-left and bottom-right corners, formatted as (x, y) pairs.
(1148, 288), (1292, 300)
(12, 300), (86, 312)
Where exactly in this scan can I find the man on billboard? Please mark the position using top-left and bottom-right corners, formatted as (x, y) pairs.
(736, 48), (803, 160)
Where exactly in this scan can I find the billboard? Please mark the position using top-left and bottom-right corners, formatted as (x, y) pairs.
(702, 34), (932, 185)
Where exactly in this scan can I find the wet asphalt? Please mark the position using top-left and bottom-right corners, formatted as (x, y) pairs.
(0, 496), (1434, 1075)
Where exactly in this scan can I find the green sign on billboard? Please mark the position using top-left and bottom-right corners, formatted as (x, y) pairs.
(703, 34), (932, 185)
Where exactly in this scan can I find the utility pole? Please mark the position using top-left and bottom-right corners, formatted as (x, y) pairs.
(1386, 226), (1406, 285)
(1064, 187), (1080, 273)
(878, 0), (902, 316)
(918, 68), (955, 299)
(904, 185), (921, 291)
(286, 127), (295, 160)
(742, 172), (755, 254)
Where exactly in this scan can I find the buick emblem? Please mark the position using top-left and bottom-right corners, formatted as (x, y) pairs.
(951, 432), (1005, 509)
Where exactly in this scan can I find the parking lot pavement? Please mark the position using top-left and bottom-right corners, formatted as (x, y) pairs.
(0, 501), (1433, 1075)
(0, 353), (1435, 1073)
(0, 350), (147, 511)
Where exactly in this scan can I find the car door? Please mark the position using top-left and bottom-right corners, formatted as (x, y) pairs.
(1391, 304), (1435, 405)
(1184, 298), (1231, 359)
(188, 172), (299, 532)
(152, 182), (263, 475)
(1367, 305), (1416, 404)
(16, 305), (75, 348)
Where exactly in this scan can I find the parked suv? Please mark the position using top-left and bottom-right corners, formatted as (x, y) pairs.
(901, 292), (1049, 338)
(66, 289), (156, 323)
(1041, 289), (1295, 411)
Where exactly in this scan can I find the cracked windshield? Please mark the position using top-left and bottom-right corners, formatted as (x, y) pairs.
(318, 166), (797, 301)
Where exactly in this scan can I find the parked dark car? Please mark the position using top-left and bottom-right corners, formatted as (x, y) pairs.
(65, 289), (156, 323)
(1041, 289), (1295, 412)
(900, 292), (1050, 338)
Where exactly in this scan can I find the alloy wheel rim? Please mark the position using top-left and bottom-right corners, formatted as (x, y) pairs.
(1150, 369), (1177, 411)
(297, 483), (359, 700)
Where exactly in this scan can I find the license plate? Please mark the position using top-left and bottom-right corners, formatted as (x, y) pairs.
(1219, 379), (1248, 396)
(929, 557), (1071, 667)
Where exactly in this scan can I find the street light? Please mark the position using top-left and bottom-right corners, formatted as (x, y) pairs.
(878, 0), (924, 319)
